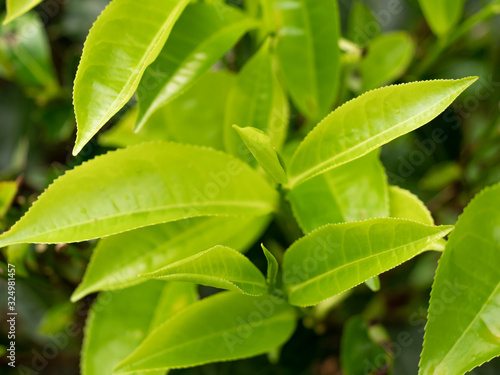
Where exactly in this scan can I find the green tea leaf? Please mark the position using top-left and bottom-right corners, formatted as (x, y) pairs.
(135, 2), (257, 131)
(360, 32), (415, 92)
(73, 0), (190, 155)
(419, 183), (500, 375)
(388, 186), (446, 251)
(347, 1), (381, 47)
(287, 78), (477, 188)
(224, 39), (289, 160)
(388, 185), (433, 225)
(262, 244), (279, 289)
(72, 216), (270, 301)
(418, 0), (465, 37)
(4, 0), (43, 24)
(114, 291), (297, 372)
(288, 151), (389, 233)
(273, 0), (341, 120)
(0, 142), (278, 248)
(0, 12), (58, 91)
(144, 245), (267, 296)
(100, 71), (235, 150)
(364, 277), (380, 292)
(0, 181), (17, 218)
(283, 218), (453, 306)
(234, 126), (287, 184)
(340, 316), (391, 375)
(82, 281), (197, 375)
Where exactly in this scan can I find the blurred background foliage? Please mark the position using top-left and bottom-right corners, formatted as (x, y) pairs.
(0, 0), (499, 374)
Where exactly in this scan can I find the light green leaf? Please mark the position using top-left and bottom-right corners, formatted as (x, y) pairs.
(0, 12), (58, 91)
(418, 0), (465, 37)
(4, 0), (43, 24)
(340, 315), (391, 375)
(135, 2), (257, 131)
(283, 218), (454, 306)
(419, 183), (500, 375)
(224, 39), (289, 160)
(287, 77), (477, 188)
(73, 0), (190, 155)
(388, 185), (446, 251)
(347, 1), (381, 47)
(360, 32), (415, 92)
(114, 291), (297, 373)
(82, 281), (197, 375)
(100, 71), (235, 150)
(144, 245), (267, 296)
(288, 151), (389, 233)
(364, 277), (380, 292)
(0, 142), (278, 248)
(389, 185), (434, 225)
(0, 181), (17, 218)
(72, 216), (270, 301)
(273, 0), (341, 120)
(262, 244), (279, 288)
(234, 126), (287, 184)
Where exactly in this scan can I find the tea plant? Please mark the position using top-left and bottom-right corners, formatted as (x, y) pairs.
(1, 0), (499, 374)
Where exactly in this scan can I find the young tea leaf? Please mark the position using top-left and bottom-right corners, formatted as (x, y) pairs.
(288, 151), (389, 233)
(135, 2), (257, 131)
(0, 181), (17, 219)
(224, 39), (289, 160)
(360, 31), (415, 92)
(234, 126), (287, 184)
(389, 185), (434, 225)
(282, 218), (454, 306)
(4, 0), (43, 24)
(143, 245), (268, 296)
(114, 291), (297, 372)
(287, 77), (477, 188)
(273, 0), (341, 120)
(262, 244), (279, 289)
(73, 0), (190, 155)
(82, 281), (197, 375)
(419, 183), (500, 375)
(0, 142), (278, 248)
(72, 216), (270, 301)
(418, 0), (465, 37)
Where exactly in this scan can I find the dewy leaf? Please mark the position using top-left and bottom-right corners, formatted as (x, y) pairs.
(4, 0), (43, 24)
(288, 151), (389, 233)
(287, 77), (477, 188)
(114, 291), (297, 373)
(419, 183), (500, 375)
(72, 0), (190, 155)
(273, 0), (341, 120)
(135, 2), (257, 131)
(144, 245), (268, 296)
(0, 142), (278, 248)
(234, 126), (287, 184)
(0, 181), (17, 218)
(72, 216), (270, 301)
(224, 39), (289, 161)
(262, 244), (279, 289)
(82, 281), (197, 375)
(388, 185), (434, 225)
(418, 0), (465, 37)
(282, 218), (453, 306)
(360, 31), (415, 92)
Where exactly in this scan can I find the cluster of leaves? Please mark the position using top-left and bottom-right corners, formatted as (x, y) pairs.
(1, 0), (500, 374)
